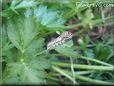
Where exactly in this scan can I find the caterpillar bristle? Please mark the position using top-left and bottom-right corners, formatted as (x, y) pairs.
(47, 31), (73, 50)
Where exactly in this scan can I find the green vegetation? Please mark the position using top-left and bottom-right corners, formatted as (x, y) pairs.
(1, 0), (114, 85)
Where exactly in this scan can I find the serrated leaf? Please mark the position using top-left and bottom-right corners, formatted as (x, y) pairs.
(34, 5), (65, 28)
(80, 9), (94, 27)
(7, 14), (39, 52)
(2, 26), (14, 51)
(84, 49), (94, 58)
(2, 63), (23, 83)
(7, 22), (21, 50)
(24, 8), (32, 18)
(30, 57), (51, 70)
(23, 17), (39, 48)
(41, 11), (58, 25)
(2, 27), (20, 62)
(34, 5), (47, 22)
(78, 35), (90, 49)
(58, 40), (73, 48)
(14, 0), (36, 9)
(55, 40), (77, 57)
(20, 63), (46, 84)
(55, 47), (77, 57)
(25, 38), (45, 55)
(3, 62), (47, 84)
(85, 9), (94, 19)
(10, 0), (21, 8)
(94, 43), (113, 61)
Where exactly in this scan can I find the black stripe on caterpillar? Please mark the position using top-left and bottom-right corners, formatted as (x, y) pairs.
(47, 31), (73, 50)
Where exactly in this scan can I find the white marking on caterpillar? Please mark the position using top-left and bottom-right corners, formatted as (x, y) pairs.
(47, 31), (73, 50)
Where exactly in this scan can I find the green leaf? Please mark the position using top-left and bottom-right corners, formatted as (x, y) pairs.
(84, 49), (94, 58)
(94, 43), (113, 62)
(55, 40), (77, 57)
(34, 5), (47, 22)
(34, 5), (65, 28)
(14, 0), (36, 9)
(30, 57), (51, 70)
(20, 63), (46, 84)
(79, 9), (94, 27)
(2, 63), (23, 83)
(57, 40), (73, 48)
(7, 22), (21, 50)
(2, 26), (14, 51)
(85, 9), (94, 19)
(41, 11), (57, 25)
(78, 35), (90, 49)
(7, 14), (39, 52)
(3, 62), (47, 84)
(2, 27), (20, 62)
(10, 0), (21, 8)
(23, 16), (39, 48)
(25, 38), (45, 55)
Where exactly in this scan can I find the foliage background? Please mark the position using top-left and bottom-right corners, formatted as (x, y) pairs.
(1, 0), (114, 85)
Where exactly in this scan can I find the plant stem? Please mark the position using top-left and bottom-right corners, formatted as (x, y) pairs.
(75, 75), (114, 85)
(48, 16), (113, 29)
(52, 66), (78, 84)
(48, 71), (94, 76)
(63, 9), (76, 19)
(52, 62), (114, 71)
(70, 56), (77, 84)
(35, 50), (48, 56)
(52, 66), (114, 85)
(78, 56), (113, 67)
(50, 53), (113, 66)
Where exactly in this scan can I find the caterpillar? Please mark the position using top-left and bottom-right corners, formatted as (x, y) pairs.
(47, 31), (73, 50)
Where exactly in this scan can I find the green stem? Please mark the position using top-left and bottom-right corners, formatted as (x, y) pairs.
(52, 66), (77, 84)
(75, 75), (114, 85)
(52, 66), (114, 85)
(70, 56), (77, 84)
(50, 54), (112, 66)
(52, 62), (114, 71)
(48, 71), (94, 76)
(35, 50), (48, 56)
(63, 9), (76, 19)
(48, 16), (113, 29)
(48, 23), (82, 29)
(78, 56), (113, 66)
(46, 76), (60, 82)
(73, 27), (88, 36)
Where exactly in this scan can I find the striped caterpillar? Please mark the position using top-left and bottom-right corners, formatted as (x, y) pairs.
(47, 31), (73, 50)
